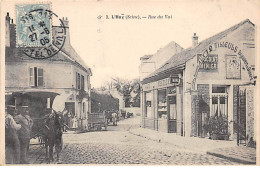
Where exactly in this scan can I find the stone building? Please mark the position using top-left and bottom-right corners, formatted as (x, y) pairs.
(5, 13), (92, 131)
(140, 19), (256, 142)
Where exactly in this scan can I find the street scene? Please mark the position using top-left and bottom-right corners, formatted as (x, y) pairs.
(26, 116), (251, 165)
(3, 0), (258, 166)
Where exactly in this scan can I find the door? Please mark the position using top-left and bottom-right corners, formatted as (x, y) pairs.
(168, 95), (177, 133)
(65, 102), (75, 128)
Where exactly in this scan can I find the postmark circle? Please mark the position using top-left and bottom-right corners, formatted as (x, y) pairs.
(19, 9), (66, 59)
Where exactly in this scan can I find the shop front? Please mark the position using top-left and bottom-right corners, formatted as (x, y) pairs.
(141, 19), (256, 142)
(142, 75), (183, 135)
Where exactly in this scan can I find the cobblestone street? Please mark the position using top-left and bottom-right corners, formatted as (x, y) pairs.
(32, 116), (239, 165)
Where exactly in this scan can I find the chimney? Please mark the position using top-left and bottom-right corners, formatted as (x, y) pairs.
(5, 12), (11, 47)
(53, 17), (70, 49)
(62, 17), (70, 48)
(192, 33), (198, 47)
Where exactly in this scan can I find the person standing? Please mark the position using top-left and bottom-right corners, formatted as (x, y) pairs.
(14, 106), (33, 164)
(72, 116), (78, 133)
(5, 105), (21, 164)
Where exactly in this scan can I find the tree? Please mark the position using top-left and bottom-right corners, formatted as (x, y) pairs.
(112, 77), (140, 107)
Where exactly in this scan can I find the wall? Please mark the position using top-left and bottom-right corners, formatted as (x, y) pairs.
(245, 86), (255, 141)
(5, 61), (73, 89)
(184, 21), (255, 137)
(140, 41), (183, 81)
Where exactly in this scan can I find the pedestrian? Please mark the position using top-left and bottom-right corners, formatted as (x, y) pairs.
(62, 108), (69, 132)
(14, 106), (33, 164)
(112, 112), (117, 126)
(72, 116), (78, 133)
(5, 105), (21, 164)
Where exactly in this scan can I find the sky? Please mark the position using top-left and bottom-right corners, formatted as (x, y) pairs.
(2, 0), (260, 88)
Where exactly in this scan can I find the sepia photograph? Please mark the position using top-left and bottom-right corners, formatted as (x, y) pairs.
(0, 0), (259, 166)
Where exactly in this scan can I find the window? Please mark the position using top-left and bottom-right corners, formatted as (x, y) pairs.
(38, 68), (43, 86)
(76, 72), (81, 89)
(145, 92), (152, 118)
(211, 85), (228, 117)
(81, 75), (84, 90)
(158, 89), (167, 119)
(29, 68), (34, 86)
(29, 67), (44, 87)
(76, 72), (85, 90)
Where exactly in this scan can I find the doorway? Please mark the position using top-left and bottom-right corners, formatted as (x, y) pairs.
(168, 95), (177, 133)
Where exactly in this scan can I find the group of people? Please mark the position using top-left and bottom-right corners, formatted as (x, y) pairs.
(5, 105), (33, 164)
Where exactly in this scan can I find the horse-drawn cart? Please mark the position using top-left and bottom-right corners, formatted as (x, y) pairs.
(5, 90), (60, 139)
(87, 112), (107, 131)
(5, 90), (63, 162)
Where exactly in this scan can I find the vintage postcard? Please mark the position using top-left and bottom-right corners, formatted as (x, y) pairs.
(0, 0), (259, 166)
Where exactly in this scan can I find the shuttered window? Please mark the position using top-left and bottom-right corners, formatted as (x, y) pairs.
(29, 67), (44, 87)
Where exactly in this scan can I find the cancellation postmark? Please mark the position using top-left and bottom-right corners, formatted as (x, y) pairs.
(15, 3), (66, 59)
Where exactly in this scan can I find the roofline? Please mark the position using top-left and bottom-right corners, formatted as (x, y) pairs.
(142, 19), (254, 82)
(59, 49), (92, 75)
(141, 63), (185, 84)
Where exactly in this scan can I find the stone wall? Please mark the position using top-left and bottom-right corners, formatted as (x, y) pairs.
(246, 86), (254, 141)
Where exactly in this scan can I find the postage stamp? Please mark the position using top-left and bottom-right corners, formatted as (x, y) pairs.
(16, 4), (52, 47)
(15, 3), (66, 59)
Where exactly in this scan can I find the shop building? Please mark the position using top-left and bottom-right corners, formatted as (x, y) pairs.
(140, 19), (256, 141)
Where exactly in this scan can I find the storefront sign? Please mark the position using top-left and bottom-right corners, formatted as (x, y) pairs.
(143, 76), (180, 91)
(170, 76), (180, 83)
(198, 54), (218, 70)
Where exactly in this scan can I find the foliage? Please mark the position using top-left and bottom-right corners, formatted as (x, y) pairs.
(95, 77), (141, 107)
(203, 115), (229, 140)
(111, 77), (141, 107)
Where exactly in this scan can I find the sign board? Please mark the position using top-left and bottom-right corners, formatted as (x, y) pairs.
(143, 76), (180, 91)
(226, 55), (241, 79)
(198, 54), (218, 70)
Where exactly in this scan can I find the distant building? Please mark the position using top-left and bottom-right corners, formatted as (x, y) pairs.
(140, 19), (256, 143)
(139, 41), (183, 81)
(5, 13), (92, 131)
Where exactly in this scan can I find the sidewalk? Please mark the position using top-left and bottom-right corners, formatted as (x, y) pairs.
(129, 127), (256, 164)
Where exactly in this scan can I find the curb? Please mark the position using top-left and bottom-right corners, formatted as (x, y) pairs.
(206, 151), (256, 165)
(129, 129), (256, 164)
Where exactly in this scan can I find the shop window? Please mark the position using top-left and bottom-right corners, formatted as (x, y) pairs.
(158, 89), (167, 119)
(169, 96), (177, 120)
(212, 86), (226, 93)
(211, 85), (228, 117)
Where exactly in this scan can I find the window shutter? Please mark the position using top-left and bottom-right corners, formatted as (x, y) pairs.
(81, 75), (84, 90)
(29, 68), (34, 86)
(77, 73), (81, 89)
(76, 72), (78, 89)
(38, 68), (44, 86)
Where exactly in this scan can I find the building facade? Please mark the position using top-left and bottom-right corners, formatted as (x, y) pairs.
(141, 19), (256, 142)
(139, 41), (183, 81)
(5, 13), (92, 131)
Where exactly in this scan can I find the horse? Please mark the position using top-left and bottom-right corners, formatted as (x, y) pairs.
(42, 109), (64, 163)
